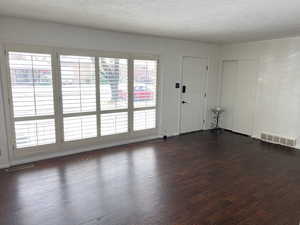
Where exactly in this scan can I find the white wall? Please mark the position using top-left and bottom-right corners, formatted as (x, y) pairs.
(0, 16), (220, 167)
(0, 63), (9, 168)
(220, 37), (300, 148)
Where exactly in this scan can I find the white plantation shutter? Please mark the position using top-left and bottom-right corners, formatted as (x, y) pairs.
(99, 57), (129, 136)
(8, 52), (56, 148)
(99, 58), (128, 111)
(101, 112), (128, 136)
(6, 48), (159, 154)
(134, 60), (157, 108)
(134, 109), (156, 131)
(60, 55), (96, 113)
(60, 55), (97, 141)
(133, 60), (157, 131)
(63, 115), (97, 141)
(15, 119), (56, 148)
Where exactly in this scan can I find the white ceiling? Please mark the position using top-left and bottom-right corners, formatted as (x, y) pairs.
(1, 0), (300, 44)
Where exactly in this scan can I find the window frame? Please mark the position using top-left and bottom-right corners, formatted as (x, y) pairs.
(132, 58), (159, 133)
(58, 52), (98, 142)
(2, 44), (160, 159)
(3, 45), (60, 155)
(98, 56), (130, 137)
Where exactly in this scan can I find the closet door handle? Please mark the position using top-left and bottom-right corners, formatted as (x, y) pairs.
(182, 85), (186, 93)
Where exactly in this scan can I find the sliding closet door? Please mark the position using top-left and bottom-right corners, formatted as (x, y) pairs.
(220, 60), (238, 130)
(220, 60), (257, 136)
(233, 60), (257, 135)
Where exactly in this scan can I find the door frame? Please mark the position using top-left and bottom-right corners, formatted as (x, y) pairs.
(179, 56), (209, 134)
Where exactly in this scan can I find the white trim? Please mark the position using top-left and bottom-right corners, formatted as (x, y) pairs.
(14, 115), (55, 121)
(0, 162), (10, 169)
(132, 106), (156, 111)
(10, 134), (163, 167)
(0, 44), (11, 166)
(54, 51), (64, 143)
(62, 111), (97, 118)
(95, 56), (101, 137)
(132, 58), (159, 130)
(100, 109), (129, 114)
(3, 43), (159, 60)
(128, 57), (134, 133)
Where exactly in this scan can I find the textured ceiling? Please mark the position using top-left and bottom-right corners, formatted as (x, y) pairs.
(1, 0), (300, 43)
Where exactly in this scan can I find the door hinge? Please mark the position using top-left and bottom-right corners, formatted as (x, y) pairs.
(206, 65), (209, 71)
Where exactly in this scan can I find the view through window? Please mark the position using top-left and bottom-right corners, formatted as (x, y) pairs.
(7, 50), (158, 149)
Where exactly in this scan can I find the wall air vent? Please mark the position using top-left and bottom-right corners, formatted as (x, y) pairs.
(260, 133), (296, 148)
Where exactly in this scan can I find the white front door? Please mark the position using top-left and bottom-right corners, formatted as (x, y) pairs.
(180, 57), (207, 134)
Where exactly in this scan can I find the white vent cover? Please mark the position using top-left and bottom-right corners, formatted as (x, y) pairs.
(260, 133), (296, 148)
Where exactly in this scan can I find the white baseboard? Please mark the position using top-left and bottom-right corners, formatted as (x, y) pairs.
(0, 163), (9, 169)
(10, 135), (163, 167)
(165, 133), (179, 137)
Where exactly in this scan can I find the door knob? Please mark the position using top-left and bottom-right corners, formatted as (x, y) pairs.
(182, 101), (187, 104)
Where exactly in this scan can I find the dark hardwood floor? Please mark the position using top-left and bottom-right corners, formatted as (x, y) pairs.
(1, 131), (300, 225)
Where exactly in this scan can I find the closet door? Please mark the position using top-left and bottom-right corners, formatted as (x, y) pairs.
(233, 60), (257, 136)
(220, 60), (238, 130)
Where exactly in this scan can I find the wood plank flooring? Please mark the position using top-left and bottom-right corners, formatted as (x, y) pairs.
(1, 131), (300, 225)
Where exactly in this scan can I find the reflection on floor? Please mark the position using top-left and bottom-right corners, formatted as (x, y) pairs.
(1, 131), (300, 225)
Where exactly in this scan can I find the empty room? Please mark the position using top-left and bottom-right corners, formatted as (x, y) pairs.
(1, 0), (300, 224)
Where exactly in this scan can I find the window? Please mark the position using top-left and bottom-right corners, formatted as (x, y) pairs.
(134, 60), (156, 108)
(6, 47), (158, 153)
(63, 115), (97, 141)
(101, 112), (128, 136)
(99, 58), (128, 110)
(99, 57), (129, 136)
(133, 60), (157, 131)
(60, 55), (97, 141)
(15, 119), (56, 148)
(8, 52), (56, 148)
(134, 109), (156, 131)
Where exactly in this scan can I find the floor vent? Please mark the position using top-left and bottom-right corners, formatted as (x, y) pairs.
(260, 133), (296, 148)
